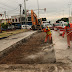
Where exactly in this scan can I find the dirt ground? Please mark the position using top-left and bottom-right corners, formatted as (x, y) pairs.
(0, 32), (72, 72)
(0, 32), (54, 64)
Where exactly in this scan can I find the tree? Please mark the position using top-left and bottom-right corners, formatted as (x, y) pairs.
(1, 23), (8, 30)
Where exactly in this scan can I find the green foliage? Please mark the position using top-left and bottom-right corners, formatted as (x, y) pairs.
(1, 23), (8, 30)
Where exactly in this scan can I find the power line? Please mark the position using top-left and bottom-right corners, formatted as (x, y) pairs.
(7, 6), (19, 13)
(0, 1), (21, 10)
(0, 2), (14, 9)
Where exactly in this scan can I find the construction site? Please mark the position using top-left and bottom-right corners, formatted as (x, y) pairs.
(0, 0), (72, 72)
(0, 29), (72, 72)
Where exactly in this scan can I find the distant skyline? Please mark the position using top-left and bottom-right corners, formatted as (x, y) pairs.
(0, 0), (72, 21)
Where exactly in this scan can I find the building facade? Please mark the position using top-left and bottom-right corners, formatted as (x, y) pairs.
(11, 14), (32, 29)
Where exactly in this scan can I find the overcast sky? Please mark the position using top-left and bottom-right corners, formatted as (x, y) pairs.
(0, 0), (72, 21)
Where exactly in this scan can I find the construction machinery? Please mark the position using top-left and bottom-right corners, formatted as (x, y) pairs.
(31, 10), (42, 30)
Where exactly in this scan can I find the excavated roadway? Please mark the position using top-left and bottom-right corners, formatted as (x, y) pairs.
(0, 30), (72, 72)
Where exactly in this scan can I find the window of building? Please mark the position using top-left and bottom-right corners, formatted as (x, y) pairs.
(12, 19), (14, 22)
(28, 17), (31, 21)
(15, 19), (17, 22)
(21, 17), (25, 21)
(19, 18), (20, 22)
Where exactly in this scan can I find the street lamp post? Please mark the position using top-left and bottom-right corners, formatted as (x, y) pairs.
(19, 4), (22, 29)
(37, 0), (39, 18)
(24, 0), (27, 29)
(71, 8), (72, 16)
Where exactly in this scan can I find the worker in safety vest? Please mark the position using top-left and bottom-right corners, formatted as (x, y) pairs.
(43, 26), (52, 43)
(62, 22), (72, 48)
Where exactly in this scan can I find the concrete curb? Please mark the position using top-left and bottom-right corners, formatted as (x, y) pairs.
(0, 31), (37, 59)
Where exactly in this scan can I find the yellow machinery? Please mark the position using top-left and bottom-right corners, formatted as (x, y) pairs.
(31, 10), (42, 30)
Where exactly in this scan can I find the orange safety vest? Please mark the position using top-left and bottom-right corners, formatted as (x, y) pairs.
(43, 27), (51, 35)
(62, 23), (72, 35)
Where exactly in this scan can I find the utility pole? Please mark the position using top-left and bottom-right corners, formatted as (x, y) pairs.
(71, 8), (72, 16)
(4, 11), (6, 18)
(37, 0), (39, 18)
(19, 4), (22, 29)
(4, 11), (6, 25)
(24, 0), (27, 29)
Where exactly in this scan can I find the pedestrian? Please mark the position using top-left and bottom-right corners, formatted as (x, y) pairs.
(62, 22), (72, 48)
(43, 26), (52, 43)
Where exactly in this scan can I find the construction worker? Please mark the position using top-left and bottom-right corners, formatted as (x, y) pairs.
(62, 22), (72, 48)
(43, 26), (52, 43)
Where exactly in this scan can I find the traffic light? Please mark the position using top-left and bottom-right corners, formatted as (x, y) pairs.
(23, 9), (25, 14)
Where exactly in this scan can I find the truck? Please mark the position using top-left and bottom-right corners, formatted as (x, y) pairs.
(59, 21), (68, 36)
(54, 21), (68, 36)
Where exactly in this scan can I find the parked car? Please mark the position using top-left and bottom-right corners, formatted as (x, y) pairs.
(45, 24), (54, 30)
(41, 21), (53, 30)
(22, 25), (32, 29)
(59, 23), (68, 36)
(14, 24), (21, 29)
(42, 21), (49, 28)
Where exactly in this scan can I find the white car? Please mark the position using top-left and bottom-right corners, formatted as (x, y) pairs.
(22, 25), (32, 29)
(42, 21), (50, 28)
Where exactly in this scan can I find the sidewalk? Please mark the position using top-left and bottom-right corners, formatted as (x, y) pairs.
(0, 29), (28, 39)
(52, 30), (72, 66)
(0, 30), (36, 52)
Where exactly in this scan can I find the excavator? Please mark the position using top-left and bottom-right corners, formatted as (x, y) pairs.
(31, 10), (42, 30)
